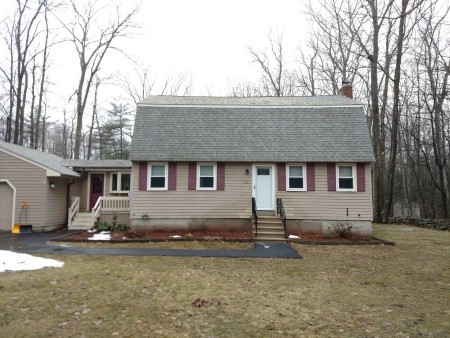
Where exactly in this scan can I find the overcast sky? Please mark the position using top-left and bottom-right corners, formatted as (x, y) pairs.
(132, 0), (306, 94)
(2, 0), (308, 121)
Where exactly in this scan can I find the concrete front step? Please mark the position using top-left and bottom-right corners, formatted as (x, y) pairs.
(255, 225), (284, 231)
(69, 213), (94, 230)
(254, 235), (286, 241)
(254, 230), (285, 236)
(257, 218), (281, 222)
(71, 222), (92, 226)
(253, 215), (286, 241)
(74, 213), (92, 219)
(257, 211), (276, 216)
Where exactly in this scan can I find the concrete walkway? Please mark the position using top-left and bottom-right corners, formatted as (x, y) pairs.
(0, 231), (302, 259)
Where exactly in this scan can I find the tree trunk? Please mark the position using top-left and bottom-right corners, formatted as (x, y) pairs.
(383, 0), (409, 222)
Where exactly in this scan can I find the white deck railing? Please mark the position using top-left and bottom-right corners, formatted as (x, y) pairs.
(68, 196), (80, 228)
(101, 196), (130, 212)
(92, 196), (130, 225)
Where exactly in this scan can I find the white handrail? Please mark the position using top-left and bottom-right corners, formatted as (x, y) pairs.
(92, 197), (103, 227)
(68, 197), (80, 228)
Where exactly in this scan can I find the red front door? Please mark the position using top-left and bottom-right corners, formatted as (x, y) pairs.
(90, 174), (104, 210)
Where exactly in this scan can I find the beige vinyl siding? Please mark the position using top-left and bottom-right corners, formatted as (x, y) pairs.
(80, 174), (90, 211)
(278, 163), (373, 220)
(131, 162), (252, 218)
(70, 178), (82, 203)
(45, 177), (70, 227)
(0, 150), (46, 227)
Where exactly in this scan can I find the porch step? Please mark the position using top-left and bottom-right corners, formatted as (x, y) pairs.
(69, 212), (93, 230)
(252, 215), (286, 241)
(255, 235), (287, 241)
(258, 210), (276, 216)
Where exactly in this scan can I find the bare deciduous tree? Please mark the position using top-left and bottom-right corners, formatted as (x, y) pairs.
(58, 0), (139, 159)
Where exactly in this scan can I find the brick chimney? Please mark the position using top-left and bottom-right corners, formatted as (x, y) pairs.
(338, 80), (353, 99)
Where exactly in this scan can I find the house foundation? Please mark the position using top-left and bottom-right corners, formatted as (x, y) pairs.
(286, 219), (372, 236)
(131, 218), (252, 233)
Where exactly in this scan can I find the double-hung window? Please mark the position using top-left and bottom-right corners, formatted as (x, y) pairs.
(287, 164), (306, 191)
(197, 163), (217, 190)
(148, 163), (168, 190)
(110, 173), (131, 193)
(336, 164), (356, 191)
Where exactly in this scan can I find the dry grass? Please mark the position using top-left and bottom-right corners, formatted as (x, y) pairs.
(0, 224), (449, 337)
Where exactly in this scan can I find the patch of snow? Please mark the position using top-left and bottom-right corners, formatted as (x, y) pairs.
(87, 229), (96, 233)
(288, 235), (301, 239)
(88, 231), (111, 241)
(0, 250), (64, 272)
(169, 235), (182, 239)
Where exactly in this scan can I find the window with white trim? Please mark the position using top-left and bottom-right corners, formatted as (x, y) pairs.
(110, 173), (131, 193)
(197, 163), (217, 190)
(148, 163), (168, 190)
(287, 164), (306, 191)
(336, 164), (356, 191)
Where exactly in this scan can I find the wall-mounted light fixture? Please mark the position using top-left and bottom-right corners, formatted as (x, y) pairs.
(49, 181), (55, 189)
(245, 169), (249, 175)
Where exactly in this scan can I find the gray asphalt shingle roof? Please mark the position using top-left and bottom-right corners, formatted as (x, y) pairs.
(0, 140), (80, 177)
(131, 96), (375, 163)
(62, 159), (131, 169)
(139, 95), (362, 106)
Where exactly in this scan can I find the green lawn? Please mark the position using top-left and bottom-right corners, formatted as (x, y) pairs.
(0, 224), (449, 337)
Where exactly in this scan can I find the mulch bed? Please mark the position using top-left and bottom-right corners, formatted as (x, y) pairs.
(54, 229), (394, 245)
(55, 230), (254, 243)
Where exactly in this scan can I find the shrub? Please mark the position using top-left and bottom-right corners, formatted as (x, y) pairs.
(114, 223), (128, 231)
(96, 222), (111, 232)
(329, 221), (359, 238)
(95, 221), (128, 232)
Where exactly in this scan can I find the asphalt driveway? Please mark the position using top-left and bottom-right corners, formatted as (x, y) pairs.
(0, 231), (302, 259)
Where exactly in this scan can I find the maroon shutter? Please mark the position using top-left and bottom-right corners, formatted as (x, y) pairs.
(278, 163), (286, 191)
(327, 163), (336, 191)
(357, 163), (365, 192)
(188, 162), (196, 190)
(139, 162), (147, 191)
(168, 162), (177, 190)
(307, 163), (315, 191)
(217, 162), (225, 190)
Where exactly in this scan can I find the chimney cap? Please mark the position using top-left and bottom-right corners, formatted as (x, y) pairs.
(342, 79), (351, 85)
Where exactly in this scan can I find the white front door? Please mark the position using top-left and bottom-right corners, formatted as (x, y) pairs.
(254, 165), (274, 210)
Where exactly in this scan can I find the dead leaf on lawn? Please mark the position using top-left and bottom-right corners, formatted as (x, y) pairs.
(191, 298), (226, 307)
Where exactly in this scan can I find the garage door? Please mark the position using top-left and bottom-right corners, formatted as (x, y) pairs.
(0, 181), (14, 231)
